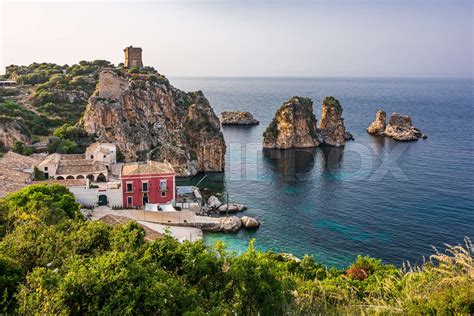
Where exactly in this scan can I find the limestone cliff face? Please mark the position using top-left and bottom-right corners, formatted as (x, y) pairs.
(367, 109), (387, 136)
(82, 70), (225, 176)
(262, 97), (319, 149)
(319, 97), (346, 147)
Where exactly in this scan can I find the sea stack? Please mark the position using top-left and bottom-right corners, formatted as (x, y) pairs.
(367, 109), (387, 136)
(262, 96), (319, 149)
(220, 111), (259, 125)
(384, 113), (423, 141)
(319, 96), (347, 147)
(367, 110), (423, 141)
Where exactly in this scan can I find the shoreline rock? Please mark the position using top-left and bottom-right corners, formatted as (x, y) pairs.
(220, 111), (259, 125)
(241, 216), (260, 229)
(207, 195), (247, 213)
(200, 216), (242, 233)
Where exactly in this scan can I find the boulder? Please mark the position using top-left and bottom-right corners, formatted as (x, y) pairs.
(198, 216), (242, 233)
(207, 195), (222, 209)
(241, 216), (260, 228)
(367, 109), (387, 136)
(344, 132), (354, 141)
(384, 113), (422, 141)
(217, 203), (247, 213)
(263, 96), (319, 149)
(220, 111), (259, 125)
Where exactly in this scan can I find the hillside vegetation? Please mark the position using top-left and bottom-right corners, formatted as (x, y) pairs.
(0, 184), (472, 314)
(0, 61), (157, 153)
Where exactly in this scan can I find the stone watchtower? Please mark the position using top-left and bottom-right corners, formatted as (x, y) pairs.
(123, 46), (143, 68)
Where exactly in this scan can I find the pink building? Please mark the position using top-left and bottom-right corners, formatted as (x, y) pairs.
(121, 161), (175, 208)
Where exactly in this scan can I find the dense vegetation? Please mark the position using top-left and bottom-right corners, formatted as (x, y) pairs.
(4, 60), (114, 128)
(0, 184), (472, 314)
(0, 99), (59, 137)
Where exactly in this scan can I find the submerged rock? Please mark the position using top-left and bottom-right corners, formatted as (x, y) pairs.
(367, 109), (387, 136)
(384, 113), (423, 141)
(241, 216), (260, 229)
(344, 132), (354, 141)
(319, 96), (347, 147)
(220, 111), (259, 125)
(82, 70), (226, 176)
(263, 96), (319, 149)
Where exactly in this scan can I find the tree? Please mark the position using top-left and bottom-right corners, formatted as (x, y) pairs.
(1, 184), (80, 230)
(33, 167), (45, 181)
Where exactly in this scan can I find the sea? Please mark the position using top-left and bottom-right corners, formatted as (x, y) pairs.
(171, 77), (474, 268)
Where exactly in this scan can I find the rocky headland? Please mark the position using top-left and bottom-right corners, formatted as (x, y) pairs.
(367, 110), (424, 141)
(263, 96), (351, 149)
(220, 111), (259, 125)
(82, 70), (226, 176)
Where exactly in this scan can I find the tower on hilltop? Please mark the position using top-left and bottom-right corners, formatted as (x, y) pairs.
(123, 46), (143, 68)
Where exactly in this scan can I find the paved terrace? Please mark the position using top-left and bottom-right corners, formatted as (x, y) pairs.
(90, 206), (219, 242)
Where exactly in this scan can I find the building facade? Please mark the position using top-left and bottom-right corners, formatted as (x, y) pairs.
(37, 143), (116, 181)
(121, 161), (175, 208)
(123, 46), (143, 68)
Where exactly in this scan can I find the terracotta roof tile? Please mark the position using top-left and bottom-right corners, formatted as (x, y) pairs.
(121, 161), (174, 176)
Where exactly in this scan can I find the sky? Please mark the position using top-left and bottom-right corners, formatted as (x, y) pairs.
(0, 0), (472, 78)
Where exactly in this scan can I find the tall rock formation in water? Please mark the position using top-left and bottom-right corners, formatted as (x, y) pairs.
(319, 96), (346, 147)
(82, 70), (225, 176)
(367, 109), (387, 136)
(262, 96), (319, 149)
(262, 96), (352, 149)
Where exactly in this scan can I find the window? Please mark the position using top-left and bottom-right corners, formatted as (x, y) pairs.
(44, 166), (48, 171)
(159, 180), (168, 191)
(126, 182), (133, 193)
(103, 155), (106, 158)
(90, 155), (94, 159)
(127, 196), (133, 207)
(161, 191), (166, 197)
(142, 181), (149, 192)
(143, 193), (149, 205)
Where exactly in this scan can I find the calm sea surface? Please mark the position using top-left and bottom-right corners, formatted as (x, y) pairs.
(171, 77), (474, 268)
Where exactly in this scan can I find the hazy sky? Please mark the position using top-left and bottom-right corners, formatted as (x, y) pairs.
(1, 0), (472, 77)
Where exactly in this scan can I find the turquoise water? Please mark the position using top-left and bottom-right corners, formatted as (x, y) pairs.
(172, 77), (474, 268)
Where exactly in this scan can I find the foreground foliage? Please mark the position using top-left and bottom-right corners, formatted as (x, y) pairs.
(0, 184), (472, 314)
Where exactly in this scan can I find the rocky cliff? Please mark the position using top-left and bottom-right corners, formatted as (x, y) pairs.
(82, 70), (226, 176)
(319, 96), (346, 147)
(262, 96), (319, 149)
(367, 110), (423, 141)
